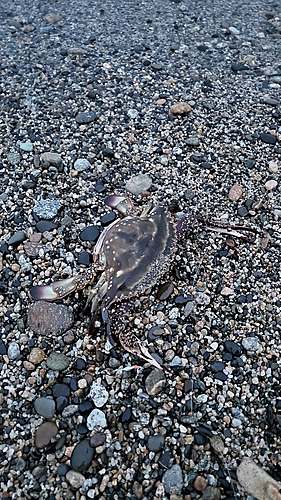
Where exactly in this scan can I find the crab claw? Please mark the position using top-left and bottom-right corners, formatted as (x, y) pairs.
(29, 277), (78, 301)
(104, 195), (133, 216)
(119, 331), (167, 370)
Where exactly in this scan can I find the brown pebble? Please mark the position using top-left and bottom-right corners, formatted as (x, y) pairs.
(35, 422), (58, 448)
(156, 98), (166, 105)
(157, 281), (174, 300)
(228, 183), (244, 201)
(170, 102), (192, 114)
(221, 287), (233, 296)
(193, 475), (208, 491)
(265, 179), (277, 191)
(29, 233), (42, 243)
(29, 347), (45, 364)
(23, 360), (35, 371)
(28, 301), (73, 335)
(24, 241), (42, 257)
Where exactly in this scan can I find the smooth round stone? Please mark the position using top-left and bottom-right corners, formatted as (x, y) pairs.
(0, 340), (7, 355)
(102, 147), (114, 157)
(184, 188), (195, 200)
(162, 465), (183, 495)
(34, 199), (61, 219)
(52, 383), (70, 398)
(148, 326), (165, 341)
(260, 133), (277, 144)
(157, 282), (174, 300)
(35, 422), (58, 448)
(170, 102), (192, 114)
(214, 372), (228, 381)
(125, 174), (152, 196)
(183, 301), (194, 317)
(77, 251), (92, 265)
(79, 401), (94, 415)
(224, 340), (241, 356)
(228, 183), (243, 201)
(7, 341), (20, 360)
(237, 206), (248, 216)
(46, 352), (70, 371)
(76, 111), (96, 124)
(87, 409), (107, 430)
(89, 382), (109, 408)
(231, 63), (248, 71)
(74, 158), (91, 171)
(20, 141), (34, 152)
(74, 358), (86, 371)
(242, 336), (262, 352)
(100, 212), (116, 226)
(7, 152), (21, 165)
(210, 361), (225, 372)
(29, 347), (45, 364)
(186, 137), (200, 146)
(127, 108), (139, 119)
(71, 439), (95, 472)
(36, 221), (58, 232)
(28, 302), (73, 335)
(147, 434), (165, 452)
(263, 96), (278, 106)
(8, 231), (26, 245)
(151, 62), (162, 70)
(79, 225), (99, 242)
(57, 464), (70, 476)
(66, 470), (85, 489)
(145, 369), (166, 396)
(41, 152), (62, 165)
(34, 397), (55, 419)
(265, 179), (277, 190)
(90, 432), (106, 448)
(232, 418), (242, 427)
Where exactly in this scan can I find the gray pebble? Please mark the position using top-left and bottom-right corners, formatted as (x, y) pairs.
(75, 111), (96, 124)
(0, 193), (9, 201)
(89, 382), (109, 408)
(8, 341), (20, 360)
(8, 231), (26, 245)
(125, 174), (152, 195)
(194, 292), (210, 305)
(186, 137), (200, 146)
(34, 397), (56, 419)
(46, 352), (70, 371)
(184, 302), (194, 317)
(145, 369), (166, 396)
(87, 409), (107, 430)
(20, 142), (34, 152)
(34, 199), (61, 219)
(147, 434), (165, 452)
(7, 152), (21, 165)
(263, 96), (279, 106)
(66, 470), (85, 489)
(162, 464), (183, 494)
(127, 108), (139, 119)
(232, 418), (242, 427)
(242, 336), (262, 352)
(62, 405), (79, 418)
(74, 158), (91, 171)
(41, 152), (62, 165)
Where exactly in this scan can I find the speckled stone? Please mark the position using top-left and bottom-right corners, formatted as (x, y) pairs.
(46, 352), (70, 371)
(75, 111), (97, 124)
(28, 301), (73, 335)
(125, 174), (152, 195)
(162, 465), (183, 494)
(41, 152), (62, 165)
(228, 183), (244, 201)
(145, 369), (166, 395)
(33, 199), (61, 219)
(89, 382), (109, 408)
(29, 347), (45, 364)
(170, 102), (192, 114)
(66, 470), (85, 489)
(87, 409), (107, 430)
(74, 158), (91, 171)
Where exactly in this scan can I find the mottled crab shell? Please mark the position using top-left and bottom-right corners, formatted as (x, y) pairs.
(101, 205), (177, 308)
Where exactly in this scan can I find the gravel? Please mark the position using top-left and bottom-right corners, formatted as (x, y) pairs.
(1, 0), (281, 498)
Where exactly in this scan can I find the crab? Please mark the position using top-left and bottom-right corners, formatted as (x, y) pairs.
(30, 194), (256, 370)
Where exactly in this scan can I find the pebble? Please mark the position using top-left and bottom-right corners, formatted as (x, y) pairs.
(74, 158), (91, 171)
(263, 96), (279, 106)
(170, 102), (192, 114)
(221, 287), (233, 296)
(186, 137), (200, 146)
(157, 281), (174, 300)
(210, 435), (224, 455)
(147, 434), (165, 452)
(8, 231), (26, 245)
(34, 397), (56, 419)
(75, 111), (97, 124)
(20, 141), (34, 152)
(66, 470), (85, 489)
(194, 476), (208, 491)
(7, 341), (20, 360)
(162, 465), (183, 494)
(41, 152), (62, 165)
(125, 174), (152, 195)
(265, 179), (277, 190)
(228, 183), (244, 201)
(201, 486), (222, 500)
(242, 336), (262, 352)
(33, 199), (61, 219)
(260, 133), (277, 144)
(268, 160), (279, 173)
(193, 292), (210, 305)
(46, 352), (70, 371)
(90, 432), (106, 447)
(145, 369), (166, 395)
(35, 422), (58, 448)
(89, 382), (109, 407)
(87, 409), (107, 430)
(29, 347), (45, 364)
(79, 225), (100, 242)
(127, 109), (139, 119)
(70, 439), (95, 472)
(28, 301), (73, 335)
(7, 152), (21, 165)
(232, 418), (242, 428)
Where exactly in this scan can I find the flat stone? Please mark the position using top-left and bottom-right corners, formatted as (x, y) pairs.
(145, 369), (166, 396)
(74, 158), (91, 171)
(147, 434), (165, 452)
(87, 409), (107, 430)
(260, 133), (277, 144)
(89, 382), (109, 408)
(265, 179), (277, 190)
(75, 111), (97, 124)
(20, 141), (34, 151)
(125, 174), (152, 195)
(186, 137), (200, 146)
(41, 152), (62, 165)
(210, 435), (225, 455)
(162, 465), (183, 495)
(7, 152), (21, 165)
(193, 292), (210, 305)
(24, 241), (42, 257)
(7, 341), (20, 360)
(71, 439), (95, 472)
(34, 397), (56, 419)
(79, 225), (100, 242)
(242, 336), (262, 352)
(201, 486), (222, 500)
(36, 221), (58, 232)
(66, 470), (85, 489)
(28, 301), (73, 335)
(29, 347), (45, 364)
(170, 102), (192, 114)
(62, 405), (79, 418)
(35, 422), (58, 448)
(90, 432), (106, 447)
(8, 231), (26, 245)
(46, 352), (70, 371)
(228, 183), (244, 201)
(263, 96), (279, 106)
(34, 199), (61, 219)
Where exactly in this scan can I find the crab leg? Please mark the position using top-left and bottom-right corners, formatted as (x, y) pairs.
(29, 265), (97, 301)
(177, 214), (257, 242)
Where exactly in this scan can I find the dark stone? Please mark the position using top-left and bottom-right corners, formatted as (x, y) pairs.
(77, 423), (88, 435)
(102, 147), (114, 157)
(157, 281), (174, 300)
(196, 425), (213, 437)
(0, 339), (7, 355)
(201, 161), (213, 170)
(90, 432), (106, 447)
(52, 384), (70, 398)
(56, 396), (69, 413)
(57, 464), (70, 476)
(70, 439), (95, 472)
(8, 231), (26, 245)
(77, 251), (92, 265)
(74, 358), (86, 371)
(79, 225), (100, 242)
(0, 243), (8, 255)
(210, 361), (225, 372)
(237, 206), (248, 217)
(231, 63), (249, 71)
(244, 159), (256, 169)
(194, 433), (208, 445)
(175, 295), (190, 305)
(120, 407), (132, 424)
(147, 434), (165, 452)
(237, 295), (247, 304)
(100, 212), (116, 226)
(214, 372), (228, 381)
(75, 111), (97, 124)
(159, 449), (172, 468)
(94, 181), (106, 193)
(260, 133), (277, 144)
(184, 379), (193, 393)
(224, 340), (241, 356)
(79, 401), (94, 415)
(36, 221), (58, 232)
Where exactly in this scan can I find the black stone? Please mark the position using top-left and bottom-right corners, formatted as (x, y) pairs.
(159, 449), (172, 468)
(190, 154), (204, 163)
(74, 358), (86, 371)
(94, 181), (106, 193)
(77, 251), (92, 265)
(57, 463), (70, 476)
(0, 340), (7, 355)
(231, 63), (249, 72)
(102, 147), (114, 158)
(79, 401), (94, 415)
(70, 377), (78, 391)
(120, 407), (132, 424)
(52, 384), (70, 398)
(75, 111), (97, 124)
(90, 432), (106, 447)
(237, 295), (247, 304)
(56, 396), (69, 413)
(0, 243), (8, 255)
(194, 433), (208, 445)
(175, 295), (190, 305)
(100, 212), (116, 226)
(214, 372), (228, 381)
(237, 206), (248, 217)
(79, 225), (100, 242)
(222, 353), (232, 362)
(244, 159), (256, 169)
(224, 428), (231, 438)
(147, 434), (165, 452)
(201, 161), (213, 170)
(196, 425), (213, 437)
(260, 133), (277, 144)
(184, 379), (193, 393)
(224, 340), (241, 356)
(245, 199), (254, 209)
(210, 361), (225, 372)
(36, 221), (58, 232)
(71, 439), (95, 472)
(77, 423), (88, 435)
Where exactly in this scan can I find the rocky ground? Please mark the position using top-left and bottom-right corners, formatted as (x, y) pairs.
(0, 0), (281, 499)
